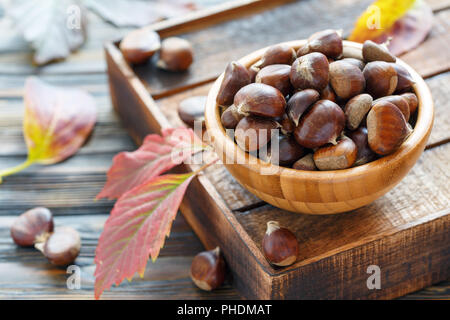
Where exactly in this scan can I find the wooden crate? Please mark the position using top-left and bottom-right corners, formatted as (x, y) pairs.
(105, 0), (450, 299)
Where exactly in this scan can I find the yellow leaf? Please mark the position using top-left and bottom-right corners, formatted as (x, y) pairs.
(348, 0), (416, 42)
(0, 77), (96, 183)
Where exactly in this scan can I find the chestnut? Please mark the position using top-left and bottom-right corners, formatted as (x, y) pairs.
(367, 101), (411, 155)
(362, 40), (396, 63)
(306, 29), (343, 58)
(401, 92), (419, 115)
(347, 126), (377, 166)
(190, 247), (226, 291)
(345, 93), (373, 130)
(374, 95), (410, 122)
(313, 136), (357, 170)
(42, 227), (81, 266)
(217, 61), (251, 106)
(341, 58), (365, 71)
(277, 113), (296, 135)
(221, 105), (243, 129)
(234, 83), (286, 118)
(235, 116), (279, 152)
(390, 63), (415, 92)
(10, 207), (54, 247)
(157, 37), (193, 72)
(247, 64), (258, 82)
(363, 61), (398, 98)
(178, 96), (207, 127)
(294, 100), (345, 149)
(329, 60), (365, 99)
(120, 28), (161, 64)
(287, 89), (320, 126)
(253, 44), (296, 70)
(320, 84), (337, 102)
(290, 52), (329, 91)
(277, 135), (306, 166)
(262, 221), (299, 267)
(292, 153), (317, 171)
(255, 64), (293, 96)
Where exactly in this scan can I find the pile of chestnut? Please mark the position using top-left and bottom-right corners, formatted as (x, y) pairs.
(218, 29), (418, 170)
(10, 207), (81, 266)
(120, 28), (194, 71)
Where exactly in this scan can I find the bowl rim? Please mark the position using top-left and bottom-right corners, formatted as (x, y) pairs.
(204, 40), (434, 179)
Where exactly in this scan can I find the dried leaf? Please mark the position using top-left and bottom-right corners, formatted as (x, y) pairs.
(0, 77), (96, 182)
(348, 0), (432, 55)
(96, 128), (204, 200)
(8, 0), (87, 65)
(94, 172), (195, 299)
(84, 0), (196, 27)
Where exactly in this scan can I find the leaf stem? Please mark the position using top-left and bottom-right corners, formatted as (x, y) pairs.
(0, 158), (34, 183)
(192, 157), (220, 176)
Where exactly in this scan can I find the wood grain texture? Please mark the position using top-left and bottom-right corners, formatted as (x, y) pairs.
(134, 0), (450, 98)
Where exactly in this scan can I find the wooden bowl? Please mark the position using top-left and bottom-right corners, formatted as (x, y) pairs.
(204, 40), (434, 214)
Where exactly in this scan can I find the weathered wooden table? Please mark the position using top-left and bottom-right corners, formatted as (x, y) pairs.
(0, 0), (448, 299)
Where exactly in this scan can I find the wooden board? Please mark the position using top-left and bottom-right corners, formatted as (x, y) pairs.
(105, 0), (450, 299)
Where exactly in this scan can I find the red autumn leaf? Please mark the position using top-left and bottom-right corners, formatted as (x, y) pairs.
(94, 172), (195, 299)
(96, 127), (204, 200)
(0, 77), (96, 183)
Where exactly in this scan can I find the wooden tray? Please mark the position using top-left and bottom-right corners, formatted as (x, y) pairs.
(105, 0), (450, 299)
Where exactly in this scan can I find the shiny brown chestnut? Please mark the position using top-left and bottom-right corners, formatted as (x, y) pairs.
(277, 135), (306, 166)
(290, 52), (329, 91)
(367, 101), (411, 155)
(390, 63), (415, 92)
(10, 207), (54, 247)
(255, 64), (292, 96)
(341, 58), (365, 71)
(287, 89), (320, 126)
(347, 126), (377, 166)
(120, 28), (161, 64)
(235, 116), (279, 152)
(178, 96), (207, 127)
(313, 136), (357, 170)
(292, 153), (317, 171)
(217, 61), (251, 106)
(401, 92), (419, 115)
(374, 95), (410, 122)
(262, 221), (299, 267)
(221, 105), (244, 129)
(253, 44), (296, 70)
(345, 93), (373, 130)
(190, 247), (226, 291)
(41, 227), (81, 266)
(157, 37), (193, 71)
(234, 83), (286, 118)
(277, 113), (296, 135)
(294, 100), (345, 149)
(363, 61), (398, 98)
(362, 40), (396, 63)
(320, 84), (336, 102)
(306, 29), (343, 58)
(329, 60), (365, 99)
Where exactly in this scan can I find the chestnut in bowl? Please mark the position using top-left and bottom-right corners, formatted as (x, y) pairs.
(204, 40), (433, 214)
